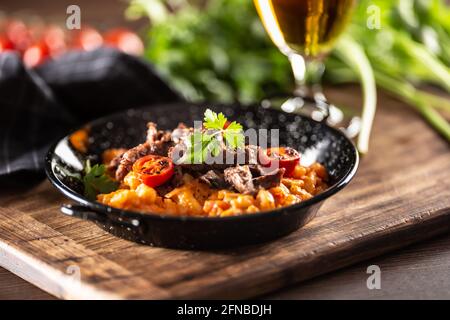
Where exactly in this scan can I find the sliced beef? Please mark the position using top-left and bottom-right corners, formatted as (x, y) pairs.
(178, 162), (232, 173)
(155, 166), (183, 196)
(171, 165), (184, 187)
(235, 145), (266, 165)
(224, 165), (285, 195)
(107, 150), (126, 173)
(171, 123), (193, 144)
(171, 143), (269, 174)
(224, 165), (256, 195)
(199, 170), (229, 189)
(146, 122), (173, 156)
(249, 164), (279, 176)
(114, 142), (151, 181)
(113, 122), (175, 181)
(253, 167), (285, 189)
(146, 121), (159, 143)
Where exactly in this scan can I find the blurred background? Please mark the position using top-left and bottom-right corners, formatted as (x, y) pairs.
(1, 0), (450, 300)
(1, 0), (449, 150)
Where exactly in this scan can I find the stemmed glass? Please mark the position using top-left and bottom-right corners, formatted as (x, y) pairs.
(254, 0), (356, 126)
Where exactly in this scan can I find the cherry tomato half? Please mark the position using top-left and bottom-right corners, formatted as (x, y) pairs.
(266, 147), (301, 177)
(103, 28), (144, 56)
(71, 26), (103, 51)
(23, 42), (50, 67)
(0, 35), (15, 52)
(5, 20), (32, 53)
(133, 155), (174, 188)
(43, 25), (67, 58)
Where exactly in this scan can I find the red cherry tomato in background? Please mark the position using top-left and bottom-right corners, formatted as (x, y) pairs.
(71, 26), (103, 51)
(23, 42), (49, 67)
(103, 28), (144, 56)
(266, 147), (301, 177)
(133, 155), (175, 188)
(43, 25), (67, 58)
(0, 17), (145, 66)
(0, 35), (14, 52)
(27, 20), (46, 44)
(5, 20), (32, 53)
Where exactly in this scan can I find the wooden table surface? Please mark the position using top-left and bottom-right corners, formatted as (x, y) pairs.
(3, 233), (450, 300)
(1, 0), (450, 300)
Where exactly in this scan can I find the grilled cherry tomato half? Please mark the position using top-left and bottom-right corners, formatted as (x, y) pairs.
(133, 155), (174, 188)
(266, 147), (301, 177)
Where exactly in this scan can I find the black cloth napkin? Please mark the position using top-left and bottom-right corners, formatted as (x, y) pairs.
(0, 48), (182, 185)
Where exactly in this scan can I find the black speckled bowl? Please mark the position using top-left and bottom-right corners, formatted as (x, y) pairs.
(45, 102), (358, 249)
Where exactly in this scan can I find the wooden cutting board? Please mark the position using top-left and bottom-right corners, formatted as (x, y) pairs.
(1, 88), (449, 299)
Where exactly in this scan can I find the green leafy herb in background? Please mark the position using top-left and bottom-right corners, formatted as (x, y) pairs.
(127, 0), (293, 104)
(327, 0), (450, 147)
(83, 160), (119, 200)
(127, 0), (450, 153)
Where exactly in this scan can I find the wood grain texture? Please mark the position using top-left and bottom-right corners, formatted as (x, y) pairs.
(0, 88), (450, 299)
(265, 233), (450, 300)
(0, 266), (54, 300)
(4, 232), (450, 300)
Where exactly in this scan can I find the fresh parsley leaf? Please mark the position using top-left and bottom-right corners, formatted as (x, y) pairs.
(225, 120), (243, 132)
(223, 121), (244, 149)
(184, 109), (245, 164)
(186, 132), (210, 164)
(203, 138), (221, 159)
(83, 160), (119, 200)
(204, 108), (227, 130)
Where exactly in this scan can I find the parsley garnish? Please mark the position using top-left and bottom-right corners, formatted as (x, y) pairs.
(83, 160), (119, 200)
(185, 109), (244, 164)
(204, 109), (227, 130)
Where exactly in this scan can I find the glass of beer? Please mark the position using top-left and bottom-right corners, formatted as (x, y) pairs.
(254, 0), (355, 120)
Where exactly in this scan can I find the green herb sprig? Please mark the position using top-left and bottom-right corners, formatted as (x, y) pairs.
(83, 160), (119, 200)
(185, 109), (244, 164)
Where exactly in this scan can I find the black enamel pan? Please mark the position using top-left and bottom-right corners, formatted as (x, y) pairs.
(45, 102), (359, 249)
